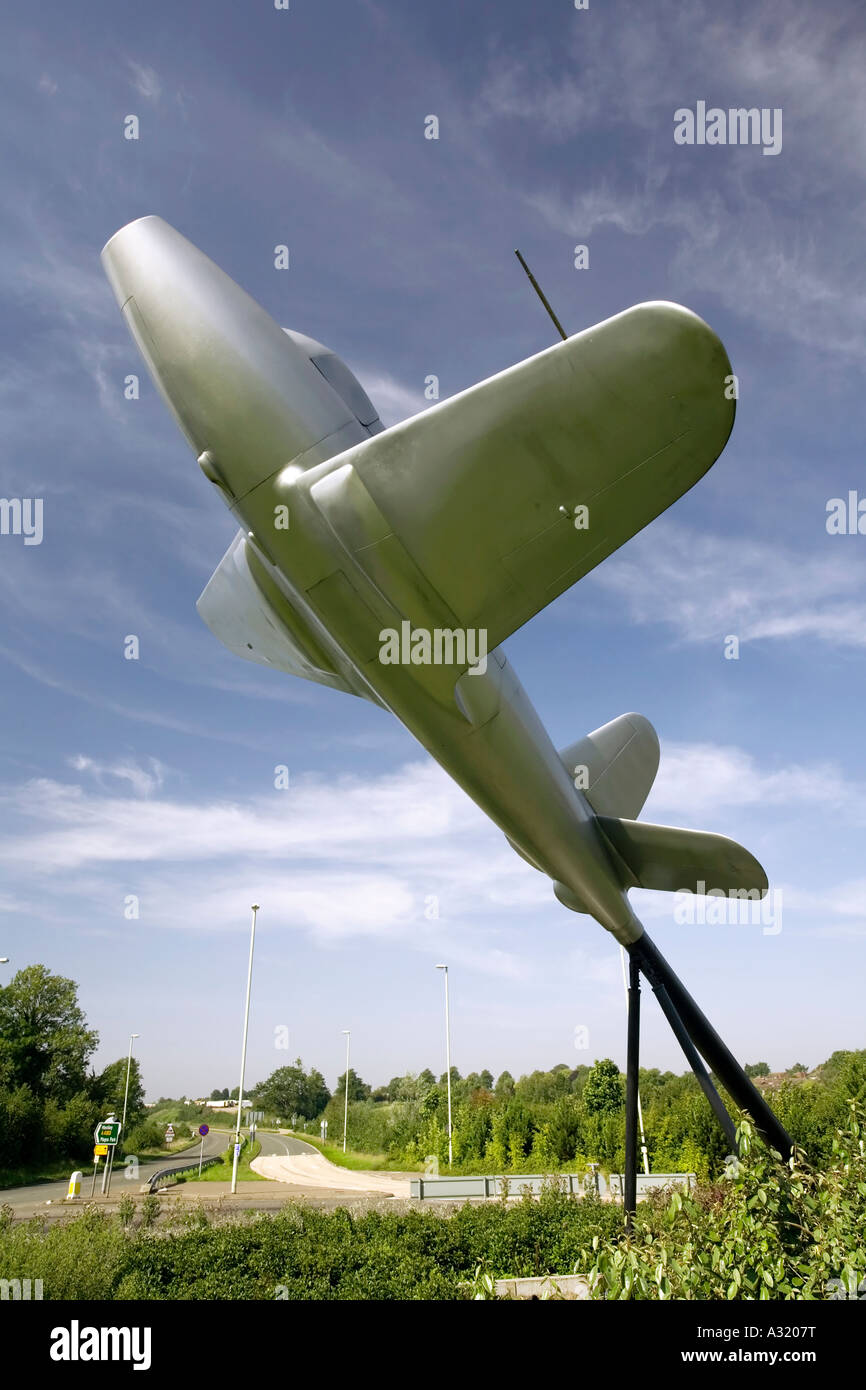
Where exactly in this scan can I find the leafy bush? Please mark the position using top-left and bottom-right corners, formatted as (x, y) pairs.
(584, 1102), (866, 1299)
(1, 1107), (863, 1301)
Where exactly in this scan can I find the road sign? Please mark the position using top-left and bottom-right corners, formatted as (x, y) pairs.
(198, 1123), (209, 1136)
(95, 1120), (120, 1146)
(233, 1143), (241, 1158)
(94, 1144), (109, 1156)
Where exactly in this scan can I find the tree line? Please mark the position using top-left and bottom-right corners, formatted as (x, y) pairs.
(2, 963), (863, 1183)
(252, 1050), (866, 1178)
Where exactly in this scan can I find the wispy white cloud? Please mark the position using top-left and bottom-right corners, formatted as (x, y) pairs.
(127, 61), (161, 102)
(67, 754), (169, 797)
(648, 740), (855, 822)
(589, 519), (866, 651)
(0, 740), (858, 969)
(360, 371), (428, 426)
(478, 1), (866, 361)
(0, 759), (546, 977)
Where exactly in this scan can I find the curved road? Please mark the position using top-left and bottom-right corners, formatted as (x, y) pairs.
(256, 1130), (318, 1158)
(0, 1126), (229, 1210)
(252, 1132), (412, 1197)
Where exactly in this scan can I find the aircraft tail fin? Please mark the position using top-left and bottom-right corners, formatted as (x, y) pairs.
(559, 712), (659, 820)
(597, 816), (768, 897)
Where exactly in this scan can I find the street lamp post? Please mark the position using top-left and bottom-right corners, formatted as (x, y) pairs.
(120, 1032), (140, 1135)
(435, 964), (453, 1167)
(231, 904), (259, 1195)
(341, 1029), (350, 1153)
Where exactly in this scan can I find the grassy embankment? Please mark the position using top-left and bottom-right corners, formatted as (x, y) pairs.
(287, 1130), (421, 1172)
(174, 1138), (263, 1183)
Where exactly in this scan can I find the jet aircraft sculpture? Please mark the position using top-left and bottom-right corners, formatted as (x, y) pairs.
(102, 216), (791, 1165)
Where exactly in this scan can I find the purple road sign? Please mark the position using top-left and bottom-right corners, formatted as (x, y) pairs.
(199, 1123), (209, 1136)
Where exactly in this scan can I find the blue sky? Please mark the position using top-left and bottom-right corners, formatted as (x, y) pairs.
(1, 0), (865, 1099)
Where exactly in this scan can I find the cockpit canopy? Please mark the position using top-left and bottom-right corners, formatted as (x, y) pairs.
(282, 329), (383, 434)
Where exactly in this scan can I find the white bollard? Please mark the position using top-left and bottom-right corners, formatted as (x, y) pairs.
(66, 1170), (83, 1201)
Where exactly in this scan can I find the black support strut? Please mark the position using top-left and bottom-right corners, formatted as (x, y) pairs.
(624, 955), (641, 1230)
(628, 931), (792, 1160)
(650, 976), (738, 1151)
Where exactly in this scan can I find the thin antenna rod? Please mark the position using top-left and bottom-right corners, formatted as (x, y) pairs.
(514, 248), (568, 341)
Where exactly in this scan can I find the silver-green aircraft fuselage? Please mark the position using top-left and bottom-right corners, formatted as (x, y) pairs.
(102, 215), (767, 949)
(102, 215), (793, 1157)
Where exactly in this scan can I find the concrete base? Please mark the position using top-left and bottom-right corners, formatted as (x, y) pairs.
(495, 1275), (591, 1300)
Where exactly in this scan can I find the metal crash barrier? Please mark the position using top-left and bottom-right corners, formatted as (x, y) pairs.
(410, 1171), (696, 1201)
(144, 1155), (222, 1193)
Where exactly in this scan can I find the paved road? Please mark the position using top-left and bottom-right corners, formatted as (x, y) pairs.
(252, 1133), (413, 1197)
(1, 1129), (411, 1220)
(256, 1130), (318, 1158)
(0, 1126), (230, 1210)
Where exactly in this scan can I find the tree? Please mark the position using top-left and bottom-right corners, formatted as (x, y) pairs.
(418, 1069), (436, 1091)
(304, 1067), (330, 1116)
(495, 1070), (515, 1097)
(335, 1068), (371, 1102)
(255, 1061), (331, 1120)
(547, 1095), (581, 1163)
(786, 1063), (809, 1075)
(479, 1070), (494, 1091)
(94, 1057), (145, 1127)
(0, 965), (98, 1101)
(584, 1059), (624, 1116)
(745, 1062), (770, 1079)
(209, 1088), (223, 1100)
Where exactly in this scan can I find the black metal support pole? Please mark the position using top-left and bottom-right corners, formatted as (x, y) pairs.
(624, 955), (640, 1231)
(651, 979), (738, 1152)
(629, 932), (792, 1160)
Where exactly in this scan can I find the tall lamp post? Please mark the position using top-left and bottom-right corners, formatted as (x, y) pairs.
(341, 1029), (350, 1153)
(120, 1032), (140, 1135)
(435, 964), (453, 1167)
(231, 903), (260, 1195)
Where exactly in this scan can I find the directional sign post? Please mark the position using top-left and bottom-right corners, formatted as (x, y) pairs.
(198, 1123), (209, 1177)
(94, 1117), (121, 1196)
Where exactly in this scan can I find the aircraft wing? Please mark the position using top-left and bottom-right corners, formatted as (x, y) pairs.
(197, 531), (380, 703)
(332, 302), (734, 649)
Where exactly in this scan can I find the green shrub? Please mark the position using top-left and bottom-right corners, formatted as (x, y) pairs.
(584, 1102), (866, 1299)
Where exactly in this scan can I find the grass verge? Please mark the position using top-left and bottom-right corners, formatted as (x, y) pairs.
(176, 1139), (263, 1183)
(287, 1131), (420, 1173)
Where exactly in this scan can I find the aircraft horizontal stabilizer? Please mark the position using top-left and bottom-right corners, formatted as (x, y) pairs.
(596, 816), (769, 897)
(559, 712), (659, 820)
